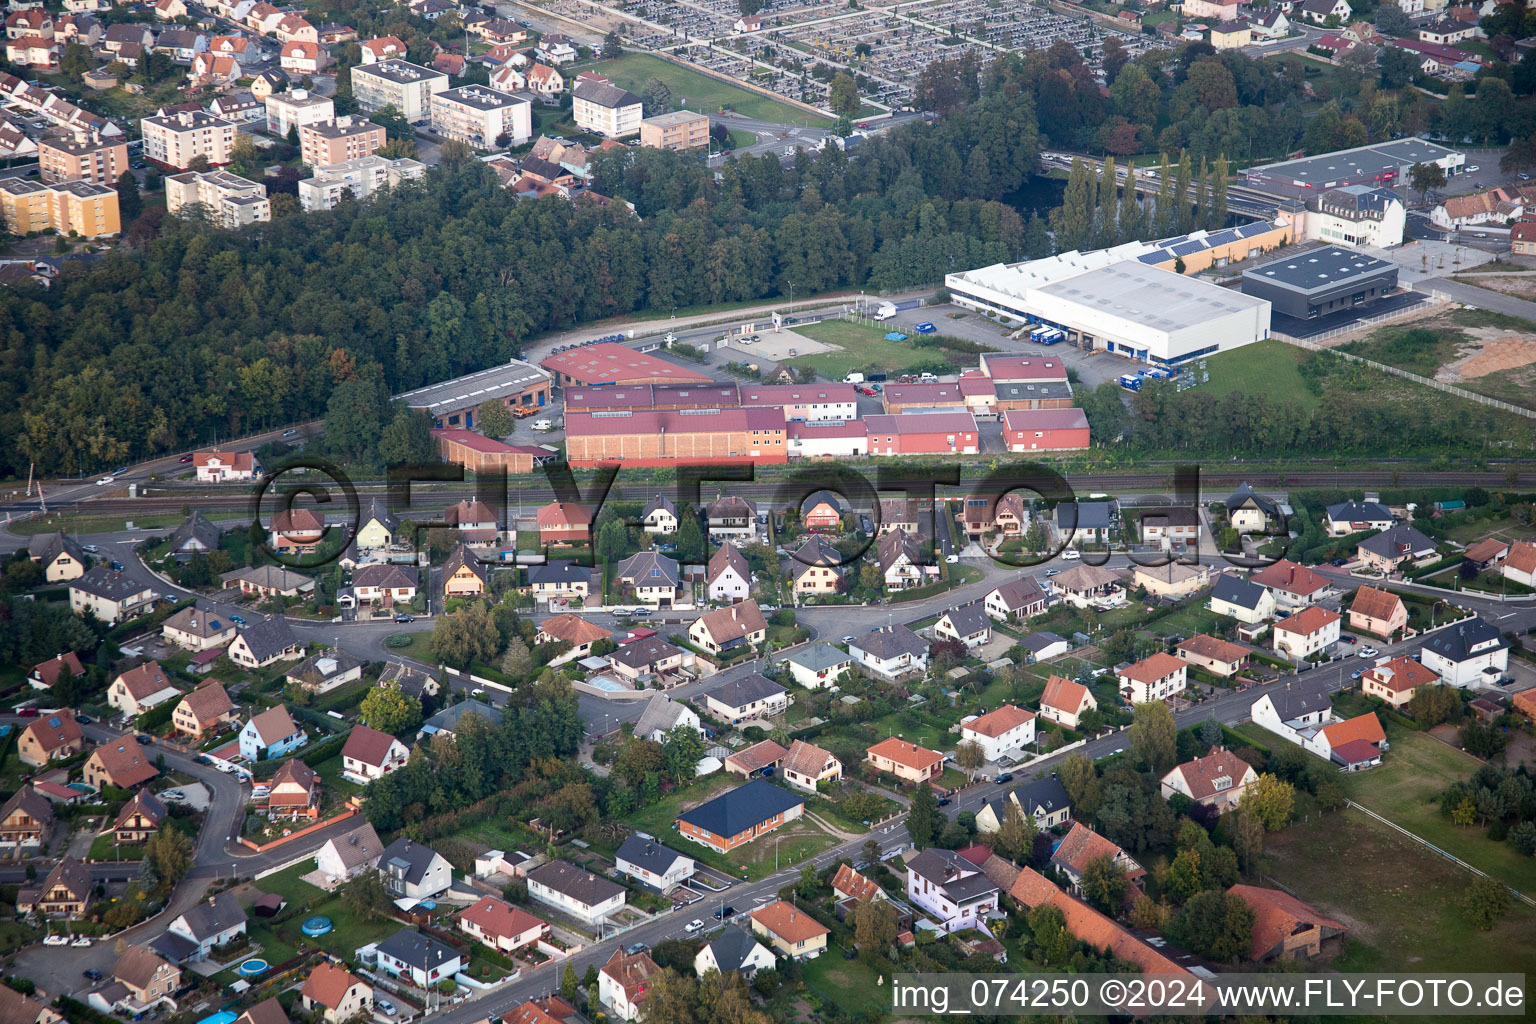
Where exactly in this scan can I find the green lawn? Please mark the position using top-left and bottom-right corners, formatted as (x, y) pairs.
(584, 53), (831, 127)
(1340, 730), (1536, 895)
(241, 862), (402, 967)
(1337, 307), (1536, 410)
(383, 631), (435, 662)
(11, 511), (249, 536)
(784, 320), (935, 380)
(1265, 807), (1536, 1006)
(801, 944), (892, 1016)
(1203, 339), (1321, 412)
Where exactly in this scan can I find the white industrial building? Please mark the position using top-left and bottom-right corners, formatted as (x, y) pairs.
(946, 249), (1272, 365)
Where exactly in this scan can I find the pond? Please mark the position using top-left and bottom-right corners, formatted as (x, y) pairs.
(1002, 174), (1067, 219)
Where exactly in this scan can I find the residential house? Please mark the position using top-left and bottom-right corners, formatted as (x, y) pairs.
(641, 494), (678, 534)
(1007, 869), (1190, 978)
(1226, 483), (1278, 533)
(155, 892), (246, 962)
(1420, 618), (1509, 688)
(700, 672), (786, 724)
(0, 787), (53, 847)
(267, 507), (325, 553)
(1250, 676), (1337, 750)
(379, 662), (440, 702)
(358, 34), (405, 62)
(316, 822), (383, 882)
(960, 704), (1036, 762)
(379, 838), (453, 900)
(376, 929), (462, 988)
(1050, 564), (1126, 610)
(27, 531), (85, 582)
(865, 737), (944, 784)
(934, 601), (991, 649)
(171, 681), (237, 739)
(789, 535), (844, 595)
(111, 946), (181, 1015)
(416, 699), (500, 741)
(1356, 523), (1437, 573)
(694, 927), (775, 980)
(69, 568), (153, 625)
(706, 496), (756, 540)
(350, 564), (417, 609)
(1138, 506), (1200, 549)
(1505, 541), (1536, 587)
(1209, 573), (1276, 623)
(831, 862), (884, 907)
(849, 625), (929, 681)
(877, 530), (934, 591)
(1054, 501), (1116, 547)
(1272, 606), (1342, 660)
(458, 896), (549, 954)
(906, 847), (1000, 933)
(355, 498), (398, 551)
(1049, 822), (1145, 895)
(1251, 559), (1333, 610)
(285, 649), (363, 694)
(1037, 675), (1097, 730)
(527, 560), (594, 602)
(633, 694), (702, 742)
(1229, 884), (1347, 961)
(984, 576), (1050, 623)
(83, 737), (157, 790)
(443, 499), (499, 546)
(536, 613), (610, 661)
(280, 40), (325, 74)
(267, 759), (319, 816)
(1117, 652), (1188, 703)
(168, 510), (222, 559)
(1019, 632), (1076, 665)
(1131, 560), (1213, 600)
(1250, 9), (1291, 37)
(1323, 500), (1392, 537)
(1298, 0), (1352, 22)
(1348, 585), (1407, 638)
(340, 724), (409, 784)
(224, 565), (315, 599)
(975, 773), (1072, 832)
(18, 857), (90, 916)
(598, 949), (660, 1021)
(225, 617), (304, 672)
(192, 450), (257, 482)
(537, 501), (592, 546)
(1361, 655), (1438, 708)
(677, 779), (805, 853)
(877, 496), (921, 535)
(527, 860), (626, 923)
(188, 52), (241, 88)
(238, 704), (307, 761)
(777, 642), (851, 689)
(780, 739), (841, 793)
(1159, 747), (1257, 813)
(616, 835), (695, 891)
(616, 551), (682, 607)
(300, 962), (372, 1024)
(161, 607), (235, 652)
(234, 1000), (290, 1024)
(1313, 712), (1386, 770)
(1462, 537), (1509, 571)
(801, 490), (845, 531)
(112, 790), (166, 841)
(607, 636), (690, 685)
(689, 600), (767, 656)
(725, 739), (788, 778)
(748, 900), (828, 960)
(443, 542), (489, 598)
(1432, 187), (1523, 230)
(706, 542), (751, 602)
(18, 710), (83, 766)
(1175, 634), (1250, 678)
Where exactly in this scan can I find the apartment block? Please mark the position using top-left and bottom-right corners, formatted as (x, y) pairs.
(639, 110), (708, 151)
(571, 79), (642, 138)
(0, 177), (119, 237)
(38, 131), (127, 183)
(298, 115), (385, 167)
(165, 170), (270, 228)
(428, 86), (530, 149)
(141, 109), (237, 170)
(265, 88), (334, 137)
(350, 59), (448, 122)
(297, 154), (425, 211)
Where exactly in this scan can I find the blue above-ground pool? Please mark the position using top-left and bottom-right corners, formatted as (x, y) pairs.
(237, 959), (268, 976)
(196, 1012), (238, 1024)
(301, 916), (332, 936)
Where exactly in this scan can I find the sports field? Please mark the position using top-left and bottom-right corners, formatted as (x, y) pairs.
(585, 53), (831, 127)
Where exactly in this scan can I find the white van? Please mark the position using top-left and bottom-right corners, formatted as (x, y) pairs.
(532, 418), (553, 431)
(843, 372), (865, 384)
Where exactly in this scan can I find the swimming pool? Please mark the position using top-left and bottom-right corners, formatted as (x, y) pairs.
(587, 677), (632, 692)
(196, 1012), (238, 1024)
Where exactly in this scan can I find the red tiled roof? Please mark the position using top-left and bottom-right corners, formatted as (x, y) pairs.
(1251, 559), (1329, 596)
(30, 652), (84, 687)
(537, 502), (592, 528)
(1274, 605), (1341, 637)
(1363, 655), (1437, 693)
(460, 895), (547, 941)
(866, 737), (944, 772)
(340, 724), (402, 768)
(1041, 675), (1091, 715)
(301, 961), (364, 1009)
(1165, 747), (1254, 801)
(1119, 652), (1187, 685)
(1320, 712), (1385, 750)
(749, 900), (829, 943)
(964, 704), (1035, 738)
(1052, 822), (1143, 879)
(831, 863), (880, 902)
(1350, 585), (1404, 622)
(1008, 867), (1185, 975)
(1228, 883), (1346, 961)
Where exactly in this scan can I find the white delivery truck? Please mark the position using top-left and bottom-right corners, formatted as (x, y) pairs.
(872, 302), (898, 321)
(843, 372), (865, 384)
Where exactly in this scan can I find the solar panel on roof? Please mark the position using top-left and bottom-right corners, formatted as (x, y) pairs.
(1171, 240), (1205, 257)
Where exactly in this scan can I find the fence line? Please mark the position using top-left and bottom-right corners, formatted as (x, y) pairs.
(1344, 800), (1536, 908)
(1274, 304), (1536, 420)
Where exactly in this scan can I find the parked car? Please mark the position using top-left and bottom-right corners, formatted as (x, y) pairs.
(1357, 646), (1380, 659)
(841, 635), (857, 644)
(1060, 549), (1081, 561)
(625, 942), (649, 956)
(1467, 165), (1480, 173)
(685, 919), (705, 933)
(376, 998), (398, 1017)
(1339, 633), (1358, 644)
(1043, 568), (1061, 577)
(76, 715), (90, 725)
(1351, 668), (1367, 680)
(858, 385), (878, 396)
(43, 934), (67, 947)
(394, 614), (415, 623)
(82, 544), (98, 553)
(179, 454), (194, 463)
(282, 428), (297, 437)
(1331, 558), (1348, 566)
(16, 707), (37, 718)
(109, 560), (124, 572)
(532, 418), (553, 431)
(937, 796), (951, 807)
(230, 614), (246, 626)
(714, 905), (736, 920)
(915, 321), (936, 333)
(945, 554), (959, 563)
(71, 937), (92, 947)
(95, 475), (114, 485)
(136, 734), (153, 745)
(82, 968), (103, 979)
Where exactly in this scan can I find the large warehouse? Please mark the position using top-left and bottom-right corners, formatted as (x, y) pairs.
(540, 342), (712, 387)
(395, 360), (551, 429)
(947, 253), (1272, 365)
(1240, 246), (1399, 320)
(1242, 137), (1464, 191)
(563, 408), (788, 467)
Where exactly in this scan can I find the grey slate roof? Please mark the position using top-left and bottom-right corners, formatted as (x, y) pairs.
(1258, 676), (1336, 722)
(380, 838), (444, 886)
(1325, 500), (1391, 524)
(1055, 501), (1114, 531)
(940, 601), (989, 638)
(677, 778), (804, 838)
(608, 636), (682, 671)
(615, 550), (680, 588)
(176, 891), (245, 941)
(28, 531), (84, 568)
(705, 672), (785, 711)
(853, 625), (928, 661)
(236, 617), (300, 663)
(641, 494), (677, 519)
(782, 642), (851, 673)
(906, 848), (999, 903)
(1211, 573), (1268, 611)
(377, 928), (459, 971)
(528, 860), (625, 907)
(1225, 482), (1276, 516)
(616, 835), (691, 876)
(633, 694), (693, 738)
(1357, 523), (1435, 560)
(527, 559), (593, 587)
(70, 567), (148, 601)
(572, 79), (640, 108)
(1018, 631), (1068, 653)
(1423, 618), (1509, 663)
(1008, 773), (1071, 818)
(420, 698), (502, 735)
(704, 926), (767, 973)
(706, 496), (756, 521)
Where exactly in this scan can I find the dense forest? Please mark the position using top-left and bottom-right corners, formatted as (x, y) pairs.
(0, 76), (1040, 478)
